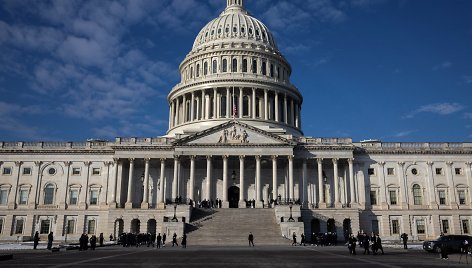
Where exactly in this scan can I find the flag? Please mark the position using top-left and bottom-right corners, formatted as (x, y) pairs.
(233, 103), (237, 117)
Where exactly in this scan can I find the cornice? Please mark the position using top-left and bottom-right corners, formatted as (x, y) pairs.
(354, 147), (472, 155)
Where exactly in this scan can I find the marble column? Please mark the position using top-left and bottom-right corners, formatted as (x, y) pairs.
(189, 156), (195, 206)
(466, 162), (472, 209)
(222, 155), (229, 207)
(255, 155), (262, 207)
(274, 92), (279, 122)
(333, 158), (340, 206)
(158, 158), (166, 208)
(239, 87), (243, 118)
(201, 90), (205, 120)
(172, 157), (179, 202)
(141, 158), (150, 209)
(264, 89), (268, 120)
(348, 158), (355, 205)
(317, 158), (324, 206)
(175, 97), (180, 125)
(191, 92), (195, 121)
(109, 158), (119, 208)
(226, 87), (230, 118)
(182, 95), (187, 122)
(125, 158), (134, 209)
(288, 155), (294, 201)
(272, 155), (278, 205)
(239, 155), (245, 207)
(206, 156), (212, 200)
(426, 161), (436, 208)
(252, 88), (256, 119)
(446, 161), (458, 206)
(302, 159), (307, 207)
(290, 98), (294, 125)
(213, 88), (217, 119)
(283, 94), (288, 124)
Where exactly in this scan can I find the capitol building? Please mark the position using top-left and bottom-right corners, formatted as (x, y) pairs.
(1, 0), (472, 243)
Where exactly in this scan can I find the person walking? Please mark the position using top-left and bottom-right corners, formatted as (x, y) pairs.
(182, 233), (187, 248)
(156, 233), (162, 249)
(99, 233), (104, 247)
(362, 235), (370, 255)
(162, 233), (167, 247)
(300, 233), (306, 246)
(47, 232), (54, 250)
(172, 232), (179, 247)
(248, 232), (254, 247)
(33, 231), (40, 250)
(90, 235), (97, 250)
(348, 234), (357, 255)
(441, 242), (449, 260)
(292, 232), (297, 246)
(109, 233), (114, 241)
(375, 234), (384, 255)
(400, 233), (408, 249)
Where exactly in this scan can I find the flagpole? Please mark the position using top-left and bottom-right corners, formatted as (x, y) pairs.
(232, 86), (235, 119)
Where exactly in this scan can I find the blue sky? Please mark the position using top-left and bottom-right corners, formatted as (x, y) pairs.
(0, 0), (471, 142)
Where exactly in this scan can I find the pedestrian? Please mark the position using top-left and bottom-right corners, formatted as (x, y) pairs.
(109, 233), (114, 241)
(47, 232), (54, 250)
(400, 233), (408, 249)
(292, 232), (297, 246)
(362, 235), (370, 255)
(248, 232), (255, 246)
(300, 233), (306, 246)
(182, 233), (187, 248)
(156, 233), (162, 249)
(162, 233), (166, 247)
(348, 234), (357, 255)
(150, 232), (156, 247)
(90, 235), (97, 250)
(375, 234), (384, 255)
(33, 231), (40, 250)
(99, 233), (104, 247)
(172, 232), (179, 247)
(441, 242), (448, 260)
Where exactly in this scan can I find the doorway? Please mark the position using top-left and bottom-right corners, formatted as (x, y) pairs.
(228, 186), (240, 208)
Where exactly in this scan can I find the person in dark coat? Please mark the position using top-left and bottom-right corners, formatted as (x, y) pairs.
(375, 234), (384, 255)
(47, 232), (53, 250)
(172, 232), (179, 247)
(248, 232), (254, 246)
(441, 242), (449, 260)
(33, 231), (40, 249)
(109, 233), (114, 241)
(300, 233), (306, 246)
(99, 233), (104, 247)
(363, 235), (370, 255)
(156, 233), (162, 249)
(162, 233), (166, 247)
(401, 233), (408, 249)
(90, 235), (97, 250)
(292, 232), (297, 246)
(348, 234), (357, 255)
(182, 233), (187, 248)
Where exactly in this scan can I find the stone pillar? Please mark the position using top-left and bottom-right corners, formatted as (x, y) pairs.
(446, 161), (458, 207)
(426, 161), (436, 208)
(377, 161), (387, 208)
(158, 158), (166, 209)
(206, 156), (212, 200)
(252, 88), (256, 119)
(466, 162), (472, 209)
(333, 158), (340, 206)
(175, 97), (180, 125)
(226, 87), (230, 118)
(290, 98), (294, 126)
(274, 92), (279, 122)
(109, 158), (119, 208)
(189, 156), (195, 206)
(141, 158), (150, 209)
(213, 88), (217, 119)
(125, 158), (134, 209)
(295, 102), (299, 128)
(302, 159), (307, 207)
(288, 155), (294, 201)
(283, 94), (288, 124)
(196, 97), (200, 120)
(172, 157), (179, 202)
(182, 95), (187, 122)
(191, 92), (195, 121)
(264, 89), (268, 120)
(272, 155), (278, 205)
(205, 93), (210, 120)
(317, 158), (324, 207)
(239, 87), (243, 119)
(201, 90), (205, 120)
(222, 155), (229, 208)
(348, 158), (355, 205)
(239, 155), (245, 207)
(397, 162), (407, 208)
(169, 103), (173, 129)
(255, 155), (262, 207)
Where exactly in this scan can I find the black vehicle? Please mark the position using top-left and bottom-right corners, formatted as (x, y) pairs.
(423, 235), (472, 253)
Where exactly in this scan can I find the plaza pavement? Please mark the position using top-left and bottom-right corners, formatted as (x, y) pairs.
(0, 244), (470, 267)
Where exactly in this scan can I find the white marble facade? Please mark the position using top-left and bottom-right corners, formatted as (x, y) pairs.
(1, 0), (472, 242)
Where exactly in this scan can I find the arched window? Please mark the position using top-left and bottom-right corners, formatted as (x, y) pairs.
(252, 59), (257, 74)
(242, 59), (248, 72)
(223, 59), (228, 72)
(190, 67), (194, 79)
(412, 184), (422, 205)
(203, 62), (208, 76)
(196, 64), (200, 77)
(44, 183), (55, 205)
(232, 58), (238, 72)
(212, 60), (217, 73)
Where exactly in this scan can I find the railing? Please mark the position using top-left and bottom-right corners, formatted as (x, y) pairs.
(359, 142), (469, 149)
(297, 137), (353, 145)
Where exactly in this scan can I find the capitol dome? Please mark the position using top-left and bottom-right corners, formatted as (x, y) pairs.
(167, 0), (303, 137)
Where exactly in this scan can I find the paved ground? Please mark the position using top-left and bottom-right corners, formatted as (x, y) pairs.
(1, 244), (471, 267)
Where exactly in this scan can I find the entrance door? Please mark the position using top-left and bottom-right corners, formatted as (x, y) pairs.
(228, 186), (240, 208)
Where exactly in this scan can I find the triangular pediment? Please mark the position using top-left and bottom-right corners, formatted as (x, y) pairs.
(173, 120), (295, 146)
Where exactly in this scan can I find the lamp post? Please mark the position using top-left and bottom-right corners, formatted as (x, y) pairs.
(288, 203), (295, 222)
(171, 204), (178, 222)
(231, 170), (236, 185)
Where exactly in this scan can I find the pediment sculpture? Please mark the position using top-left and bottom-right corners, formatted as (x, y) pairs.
(218, 125), (249, 144)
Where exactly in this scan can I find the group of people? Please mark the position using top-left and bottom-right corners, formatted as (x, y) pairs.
(79, 233), (104, 250)
(33, 231), (55, 250)
(291, 232), (306, 246)
(118, 232), (187, 248)
(198, 199), (223, 209)
(311, 232), (338, 246)
(347, 232), (384, 255)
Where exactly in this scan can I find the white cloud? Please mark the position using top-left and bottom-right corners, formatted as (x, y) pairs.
(404, 103), (465, 118)
(393, 130), (415, 138)
(464, 113), (472, 119)
(464, 76), (472, 84)
(432, 61), (452, 71)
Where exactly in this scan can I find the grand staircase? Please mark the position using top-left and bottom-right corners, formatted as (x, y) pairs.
(187, 208), (289, 246)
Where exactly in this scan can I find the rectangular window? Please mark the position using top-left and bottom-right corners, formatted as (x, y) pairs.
(416, 219), (425, 234)
(22, 167), (32, 175)
(72, 167), (81, 175)
(368, 168), (375, 175)
(2, 167), (12, 175)
(19, 190), (28, 205)
(87, 219), (96, 234)
(92, 168), (101, 175)
(389, 190), (397, 205)
(0, 218), (3, 234)
(372, 220), (379, 235)
(40, 219), (50, 234)
(392, 219), (400, 234)
(459, 190), (466, 205)
(0, 190), (8, 205)
(435, 168), (443, 175)
(15, 218), (24, 234)
(66, 219), (75, 234)
(89, 190), (98, 205)
(438, 190), (446, 205)
(387, 168), (395, 175)
(463, 220), (470, 234)
(370, 191), (377, 205)
(69, 190), (78, 205)
(455, 168), (463, 175)
(442, 219), (450, 234)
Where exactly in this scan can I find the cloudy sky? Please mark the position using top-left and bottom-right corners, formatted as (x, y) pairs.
(0, 0), (471, 142)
